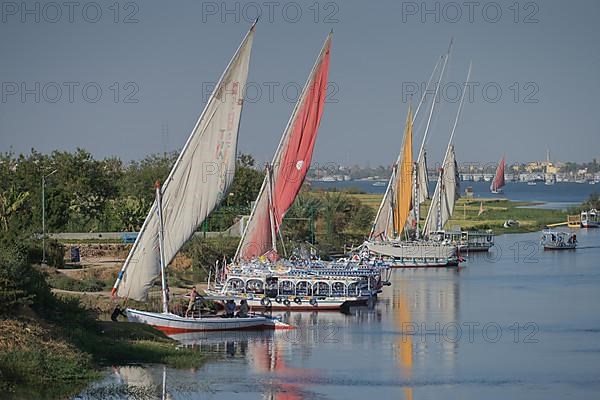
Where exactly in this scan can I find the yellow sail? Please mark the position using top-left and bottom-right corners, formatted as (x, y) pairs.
(393, 105), (413, 237)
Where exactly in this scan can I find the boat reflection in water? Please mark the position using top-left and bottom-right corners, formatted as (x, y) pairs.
(170, 315), (340, 400)
(387, 268), (461, 399)
(76, 271), (461, 400)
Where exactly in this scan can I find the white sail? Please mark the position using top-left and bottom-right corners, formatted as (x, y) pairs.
(370, 168), (395, 240)
(113, 23), (256, 301)
(422, 145), (460, 234)
(417, 150), (429, 203)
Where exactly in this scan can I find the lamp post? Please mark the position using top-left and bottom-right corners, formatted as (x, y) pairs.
(42, 169), (58, 265)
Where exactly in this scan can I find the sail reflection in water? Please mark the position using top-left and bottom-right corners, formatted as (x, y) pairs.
(77, 271), (464, 400)
(387, 268), (461, 398)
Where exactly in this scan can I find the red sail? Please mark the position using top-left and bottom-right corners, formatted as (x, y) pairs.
(236, 34), (331, 260)
(272, 46), (330, 228)
(491, 157), (505, 191)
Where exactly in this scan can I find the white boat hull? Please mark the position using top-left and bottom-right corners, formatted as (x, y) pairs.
(543, 243), (576, 250)
(366, 241), (459, 268)
(205, 293), (370, 311)
(459, 242), (494, 252)
(125, 308), (291, 334)
(581, 221), (600, 228)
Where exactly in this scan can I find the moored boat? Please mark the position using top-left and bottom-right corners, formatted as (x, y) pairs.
(429, 229), (494, 252)
(110, 21), (290, 334)
(540, 230), (577, 250)
(207, 258), (382, 311)
(365, 46), (462, 269)
(125, 308), (290, 334)
(581, 209), (599, 228)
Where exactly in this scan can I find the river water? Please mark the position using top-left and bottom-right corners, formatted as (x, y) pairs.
(75, 229), (600, 400)
(311, 180), (599, 210)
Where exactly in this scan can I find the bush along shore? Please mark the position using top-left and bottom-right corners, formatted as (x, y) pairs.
(0, 239), (208, 400)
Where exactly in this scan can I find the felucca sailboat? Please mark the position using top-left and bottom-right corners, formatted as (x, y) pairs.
(234, 31), (332, 262)
(422, 64), (494, 252)
(490, 156), (506, 193)
(207, 33), (376, 311)
(364, 45), (459, 268)
(422, 63), (471, 237)
(111, 21), (289, 333)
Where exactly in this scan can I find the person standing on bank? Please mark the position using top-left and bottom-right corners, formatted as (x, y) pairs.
(186, 286), (198, 318)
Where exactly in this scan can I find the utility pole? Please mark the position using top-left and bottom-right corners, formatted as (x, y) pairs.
(41, 169), (58, 265)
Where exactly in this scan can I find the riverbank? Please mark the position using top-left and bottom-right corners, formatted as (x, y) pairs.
(0, 309), (209, 399)
(350, 195), (568, 233)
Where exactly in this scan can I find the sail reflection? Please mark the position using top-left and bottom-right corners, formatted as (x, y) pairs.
(387, 268), (461, 399)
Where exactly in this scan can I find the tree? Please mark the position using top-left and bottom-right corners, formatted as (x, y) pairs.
(320, 192), (352, 237)
(224, 153), (264, 208)
(109, 196), (149, 231)
(285, 190), (321, 242)
(0, 186), (30, 232)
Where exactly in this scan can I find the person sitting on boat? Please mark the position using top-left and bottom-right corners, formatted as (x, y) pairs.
(186, 286), (198, 318)
(225, 299), (236, 318)
(237, 299), (249, 318)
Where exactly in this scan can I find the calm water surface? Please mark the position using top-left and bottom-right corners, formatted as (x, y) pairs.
(75, 229), (600, 399)
(311, 181), (599, 209)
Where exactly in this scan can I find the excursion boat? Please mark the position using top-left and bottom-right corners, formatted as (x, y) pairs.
(429, 229), (494, 252)
(207, 272), (376, 311)
(540, 230), (577, 250)
(110, 21), (291, 334)
(580, 209), (599, 228)
(365, 240), (460, 267)
(207, 256), (384, 311)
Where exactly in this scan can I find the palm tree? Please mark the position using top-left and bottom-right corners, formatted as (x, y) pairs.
(319, 192), (351, 237)
(0, 186), (30, 231)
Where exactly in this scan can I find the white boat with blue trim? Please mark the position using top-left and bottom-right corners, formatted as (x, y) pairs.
(125, 308), (289, 334)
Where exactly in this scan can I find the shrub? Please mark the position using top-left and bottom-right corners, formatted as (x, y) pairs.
(0, 244), (53, 316)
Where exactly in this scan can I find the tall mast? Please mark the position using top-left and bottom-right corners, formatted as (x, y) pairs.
(266, 165), (278, 254)
(155, 181), (169, 314)
(418, 39), (452, 164)
(415, 39), (452, 238)
(234, 31), (332, 261)
(425, 62), (472, 234)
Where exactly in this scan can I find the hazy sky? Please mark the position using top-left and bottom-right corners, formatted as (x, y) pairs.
(1, 0), (599, 167)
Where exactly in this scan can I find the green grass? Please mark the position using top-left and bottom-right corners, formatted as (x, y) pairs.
(1, 311), (208, 399)
(46, 271), (110, 292)
(348, 195), (568, 234)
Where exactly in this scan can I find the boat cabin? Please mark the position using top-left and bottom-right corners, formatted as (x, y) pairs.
(430, 229), (494, 250)
(224, 274), (368, 299)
